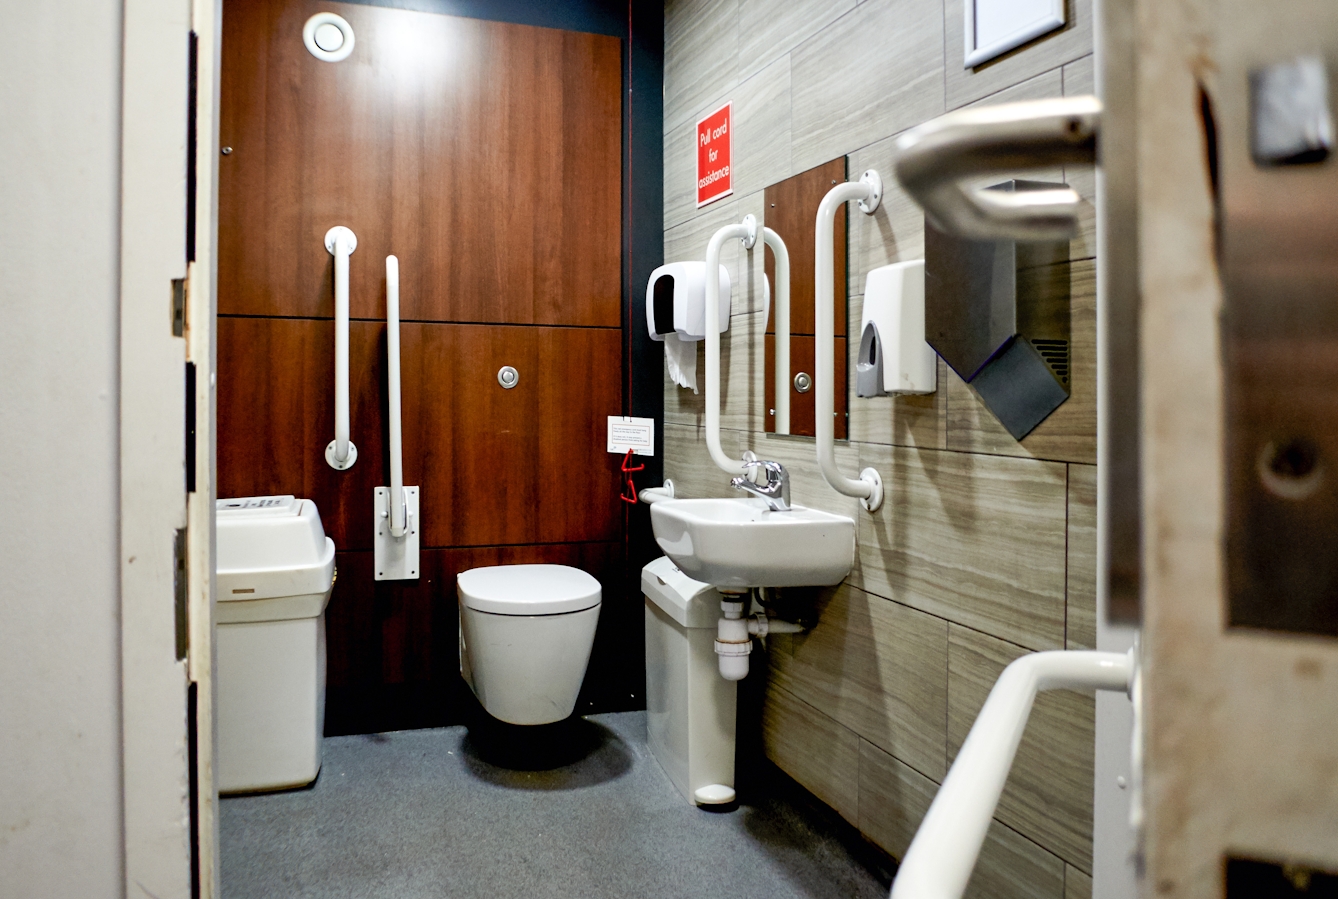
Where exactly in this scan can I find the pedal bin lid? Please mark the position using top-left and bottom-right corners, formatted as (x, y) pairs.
(215, 496), (336, 609)
(641, 556), (721, 629)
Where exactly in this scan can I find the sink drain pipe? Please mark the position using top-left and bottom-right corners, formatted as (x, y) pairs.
(715, 592), (807, 681)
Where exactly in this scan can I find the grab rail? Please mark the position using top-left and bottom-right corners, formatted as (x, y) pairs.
(891, 96), (1100, 242)
(815, 173), (883, 511)
(763, 227), (792, 435)
(385, 255), (406, 536)
(324, 225), (358, 470)
(703, 215), (758, 475)
(889, 649), (1134, 899)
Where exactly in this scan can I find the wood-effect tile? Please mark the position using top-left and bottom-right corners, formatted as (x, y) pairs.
(945, 261), (1097, 464)
(761, 684), (861, 824)
(846, 303), (948, 450)
(738, 0), (856, 81)
(662, 422), (862, 521)
(948, 625), (1096, 871)
(1066, 464), (1097, 651)
(969, 820), (1067, 899)
(856, 444), (1069, 651)
(789, 0), (945, 173)
(664, 200), (761, 318)
(733, 56), (793, 200)
(857, 738), (937, 858)
(1065, 864), (1094, 899)
(764, 334), (848, 439)
(943, 0), (1093, 110)
(771, 584), (949, 779)
(846, 138), (932, 298)
(663, 310), (768, 434)
(664, 0), (740, 133)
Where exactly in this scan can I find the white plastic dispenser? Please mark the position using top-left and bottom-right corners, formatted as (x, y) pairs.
(215, 495), (336, 793)
(646, 261), (731, 393)
(857, 260), (937, 397)
(642, 556), (737, 807)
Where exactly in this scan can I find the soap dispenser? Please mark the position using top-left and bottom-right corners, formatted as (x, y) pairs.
(856, 260), (937, 397)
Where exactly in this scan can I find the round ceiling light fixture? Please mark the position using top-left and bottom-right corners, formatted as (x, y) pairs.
(303, 12), (354, 63)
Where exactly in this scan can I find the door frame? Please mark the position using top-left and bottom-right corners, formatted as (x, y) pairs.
(119, 0), (222, 895)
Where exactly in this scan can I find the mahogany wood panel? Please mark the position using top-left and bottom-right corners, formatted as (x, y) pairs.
(763, 158), (848, 337)
(325, 542), (627, 736)
(763, 334), (848, 439)
(218, 317), (624, 550)
(400, 322), (624, 547)
(218, 0), (622, 325)
(217, 316), (386, 551)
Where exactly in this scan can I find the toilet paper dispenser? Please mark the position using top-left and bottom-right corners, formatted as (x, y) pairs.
(646, 261), (731, 342)
(856, 260), (937, 397)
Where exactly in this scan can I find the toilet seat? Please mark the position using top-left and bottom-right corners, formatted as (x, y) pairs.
(457, 564), (600, 616)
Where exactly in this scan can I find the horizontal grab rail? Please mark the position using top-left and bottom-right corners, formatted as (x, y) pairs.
(892, 96), (1101, 242)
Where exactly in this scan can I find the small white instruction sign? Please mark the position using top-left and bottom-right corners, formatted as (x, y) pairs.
(607, 416), (655, 456)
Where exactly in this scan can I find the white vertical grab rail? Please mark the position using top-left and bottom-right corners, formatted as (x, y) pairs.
(374, 254), (419, 581)
(704, 215), (758, 475)
(889, 649), (1134, 899)
(324, 226), (358, 470)
(815, 172), (882, 510)
(763, 227), (792, 435)
(385, 255), (406, 536)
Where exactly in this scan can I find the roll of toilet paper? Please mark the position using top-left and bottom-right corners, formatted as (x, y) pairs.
(663, 332), (698, 393)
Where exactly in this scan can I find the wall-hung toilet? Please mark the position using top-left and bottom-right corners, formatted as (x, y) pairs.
(458, 564), (601, 725)
(215, 495), (336, 793)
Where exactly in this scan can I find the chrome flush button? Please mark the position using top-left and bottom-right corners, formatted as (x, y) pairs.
(497, 366), (519, 389)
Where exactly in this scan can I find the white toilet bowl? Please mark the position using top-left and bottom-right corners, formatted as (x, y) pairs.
(458, 564), (601, 725)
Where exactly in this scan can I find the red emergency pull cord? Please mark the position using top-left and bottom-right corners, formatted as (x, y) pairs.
(619, 449), (644, 504)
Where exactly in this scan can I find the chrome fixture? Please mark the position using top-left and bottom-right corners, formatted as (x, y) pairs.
(892, 96), (1100, 242)
(497, 365), (518, 389)
(792, 371), (812, 393)
(730, 459), (790, 512)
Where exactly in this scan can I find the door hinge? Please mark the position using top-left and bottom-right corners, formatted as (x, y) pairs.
(172, 278), (187, 337)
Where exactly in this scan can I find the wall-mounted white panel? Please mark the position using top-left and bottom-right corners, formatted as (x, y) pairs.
(964, 0), (1065, 68)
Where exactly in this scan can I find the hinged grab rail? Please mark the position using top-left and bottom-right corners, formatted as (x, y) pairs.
(889, 649), (1134, 899)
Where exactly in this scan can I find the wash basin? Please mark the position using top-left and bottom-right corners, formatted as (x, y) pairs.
(649, 497), (855, 588)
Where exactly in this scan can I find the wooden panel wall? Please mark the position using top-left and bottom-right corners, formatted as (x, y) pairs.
(218, 0), (626, 734)
(663, 2), (1098, 897)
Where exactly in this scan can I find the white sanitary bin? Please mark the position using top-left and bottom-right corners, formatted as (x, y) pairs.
(642, 556), (736, 805)
(216, 495), (336, 793)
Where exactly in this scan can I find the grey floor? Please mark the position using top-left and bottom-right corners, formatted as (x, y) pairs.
(221, 711), (890, 899)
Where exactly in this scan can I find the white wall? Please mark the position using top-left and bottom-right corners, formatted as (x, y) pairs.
(0, 2), (126, 895)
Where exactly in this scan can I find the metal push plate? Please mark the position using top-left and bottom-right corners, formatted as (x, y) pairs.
(1220, 20), (1338, 636)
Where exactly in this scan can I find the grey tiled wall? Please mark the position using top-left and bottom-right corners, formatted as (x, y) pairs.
(661, 1), (1098, 896)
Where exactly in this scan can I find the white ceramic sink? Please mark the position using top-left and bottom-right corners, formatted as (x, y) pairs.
(649, 497), (856, 588)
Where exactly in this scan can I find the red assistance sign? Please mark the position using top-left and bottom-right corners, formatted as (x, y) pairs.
(696, 102), (732, 207)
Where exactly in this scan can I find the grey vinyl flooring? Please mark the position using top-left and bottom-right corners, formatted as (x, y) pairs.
(220, 711), (890, 899)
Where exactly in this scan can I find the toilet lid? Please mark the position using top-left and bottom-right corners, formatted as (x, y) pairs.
(457, 564), (602, 616)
